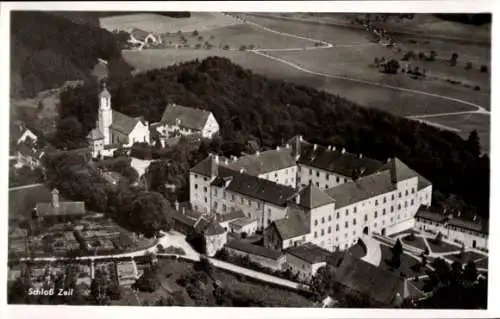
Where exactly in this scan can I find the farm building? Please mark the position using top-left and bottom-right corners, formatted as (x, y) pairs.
(34, 188), (86, 218)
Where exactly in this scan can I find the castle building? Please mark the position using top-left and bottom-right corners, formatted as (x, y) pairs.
(189, 136), (433, 253)
(87, 83), (151, 158)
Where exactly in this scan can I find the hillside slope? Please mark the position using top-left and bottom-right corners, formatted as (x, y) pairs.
(10, 11), (131, 98)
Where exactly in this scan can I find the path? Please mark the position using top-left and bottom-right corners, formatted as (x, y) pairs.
(360, 234), (382, 266)
(223, 12), (490, 125)
(9, 183), (45, 191)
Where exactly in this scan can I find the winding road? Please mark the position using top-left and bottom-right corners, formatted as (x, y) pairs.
(225, 13), (490, 124)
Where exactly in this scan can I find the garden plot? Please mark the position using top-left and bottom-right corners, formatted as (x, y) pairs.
(379, 244), (428, 277)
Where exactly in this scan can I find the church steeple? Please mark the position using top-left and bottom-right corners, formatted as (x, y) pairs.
(98, 81), (112, 145)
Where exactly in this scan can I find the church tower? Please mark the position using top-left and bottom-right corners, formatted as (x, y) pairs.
(98, 82), (112, 145)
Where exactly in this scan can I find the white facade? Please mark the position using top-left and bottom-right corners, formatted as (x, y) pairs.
(285, 253), (326, 282)
(190, 172), (215, 214)
(110, 121), (150, 147)
(17, 129), (38, 145)
(309, 203), (337, 252)
(201, 113), (220, 139)
(259, 165), (297, 187)
(205, 232), (227, 257)
(99, 90), (112, 145)
(444, 226), (488, 250)
(225, 247), (286, 271)
(297, 164), (351, 190)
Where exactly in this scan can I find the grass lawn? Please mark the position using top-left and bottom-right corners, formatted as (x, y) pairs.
(379, 244), (428, 278)
(401, 235), (428, 251)
(426, 238), (461, 254)
(9, 183), (60, 221)
(99, 12), (243, 34)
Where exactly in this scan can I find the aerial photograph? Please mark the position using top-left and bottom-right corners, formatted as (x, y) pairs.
(7, 9), (490, 309)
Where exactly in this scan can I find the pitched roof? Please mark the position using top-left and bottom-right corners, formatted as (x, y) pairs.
(217, 166), (297, 207)
(9, 184), (67, 220)
(415, 208), (445, 223)
(225, 147), (296, 176)
(35, 201), (86, 217)
(226, 239), (283, 260)
(272, 209), (310, 240)
(298, 143), (383, 178)
(161, 104), (211, 131)
(229, 217), (258, 229)
(327, 251), (424, 305)
(382, 158), (420, 183)
(190, 154), (220, 177)
(130, 28), (152, 42)
(286, 243), (332, 264)
(325, 170), (396, 209)
(110, 110), (142, 135)
(200, 219), (226, 236)
(418, 175), (432, 190)
(296, 184), (335, 209)
(447, 218), (488, 234)
(215, 209), (246, 222)
(87, 128), (104, 141)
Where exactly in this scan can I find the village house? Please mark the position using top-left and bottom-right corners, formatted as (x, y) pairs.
(225, 239), (286, 271)
(152, 103), (220, 141)
(128, 28), (162, 50)
(285, 243), (332, 282)
(228, 217), (258, 236)
(88, 83), (151, 158)
(189, 135), (433, 253)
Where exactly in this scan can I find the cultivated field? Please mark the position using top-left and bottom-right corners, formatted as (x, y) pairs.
(99, 12), (243, 34)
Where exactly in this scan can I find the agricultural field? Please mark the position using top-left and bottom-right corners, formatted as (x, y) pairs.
(99, 12), (243, 34)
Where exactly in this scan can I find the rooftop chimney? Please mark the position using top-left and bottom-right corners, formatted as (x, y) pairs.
(285, 143), (290, 148)
(239, 168), (245, 174)
(473, 214), (477, 222)
(52, 189), (60, 208)
(182, 207), (186, 216)
(386, 158), (391, 164)
(341, 148), (346, 154)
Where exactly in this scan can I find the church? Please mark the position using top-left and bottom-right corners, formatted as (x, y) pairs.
(87, 83), (151, 158)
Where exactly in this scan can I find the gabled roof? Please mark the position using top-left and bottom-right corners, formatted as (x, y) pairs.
(87, 128), (104, 141)
(286, 243), (332, 264)
(229, 217), (258, 229)
(296, 184), (335, 209)
(35, 201), (86, 217)
(217, 166), (297, 207)
(415, 208), (445, 223)
(215, 209), (246, 222)
(325, 170), (396, 209)
(225, 147), (296, 176)
(382, 158), (419, 183)
(190, 154), (221, 177)
(226, 239), (283, 260)
(418, 175), (432, 190)
(327, 251), (425, 305)
(110, 110), (144, 135)
(272, 209), (310, 240)
(298, 142), (383, 178)
(201, 219), (226, 236)
(161, 104), (211, 131)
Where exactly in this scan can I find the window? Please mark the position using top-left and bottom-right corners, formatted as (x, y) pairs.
(194, 184), (198, 189)
(328, 215), (332, 221)
(222, 204), (227, 212)
(391, 206), (394, 213)
(344, 178), (348, 183)
(383, 208), (386, 215)
(268, 208), (271, 214)
(316, 182), (319, 187)
(309, 169), (313, 175)
(345, 221), (349, 228)
(391, 194), (395, 200)
(204, 177), (208, 182)
(321, 217), (325, 224)
(375, 200), (379, 206)
(336, 176), (340, 183)
(405, 190), (409, 196)
(214, 189), (218, 196)
(314, 220), (318, 226)
(336, 212), (340, 219)
(411, 199), (414, 206)
(383, 197), (387, 203)
(328, 226), (332, 233)
(398, 204), (401, 210)
(314, 232), (317, 238)
(316, 171), (320, 177)
(204, 197), (207, 203)
(325, 185), (329, 189)
(404, 201), (408, 208)
(231, 194), (235, 201)
(374, 211), (378, 218)
(336, 224), (339, 231)
(399, 192), (402, 198)
(364, 214), (368, 222)
(257, 202), (261, 209)
(275, 173), (278, 178)
(326, 174), (330, 180)
(345, 209), (349, 217)
(214, 201), (218, 209)
(390, 217), (394, 222)
(321, 229), (325, 236)
(354, 207), (357, 213)
(411, 188), (415, 194)
(374, 223), (377, 228)
(344, 233), (348, 239)
(353, 218), (357, 225)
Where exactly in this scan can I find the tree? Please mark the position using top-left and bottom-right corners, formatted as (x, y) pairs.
(133, 265), (159, 292)
(197, 36), (203, 42)
(463, 261), (478, 283)
(90, 269), (110, 305)
(192, 30), (199, 36)
(466, 130), (481, 158)
(434, 231), (443, 245)
(222, 44), (230, 50)
(480, 65), (488, 73)
(239, 45), (247, 51)
(55, 116), (84, 149)
(381, 58), (400, 74)
(310, 266), (337, 297)
(465, 61), (473, 70)
(450, 53), (459, 66)
(391, 239), (403, 268)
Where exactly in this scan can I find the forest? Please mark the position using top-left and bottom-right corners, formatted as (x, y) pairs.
(56, 56), (489, 221)
(10, 11), (131, 98)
